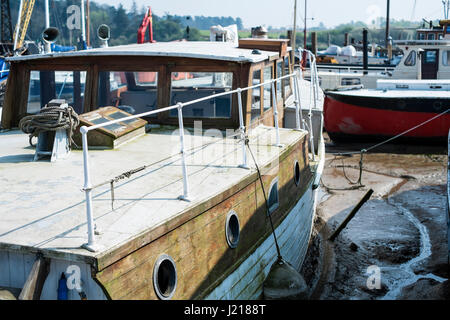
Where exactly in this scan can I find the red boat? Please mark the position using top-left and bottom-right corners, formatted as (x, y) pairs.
(324, 80), (450, 143)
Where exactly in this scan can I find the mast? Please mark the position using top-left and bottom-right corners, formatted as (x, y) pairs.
(80, 0), (86, 46)
(86, 0), (90, 46)
(304, 0), (307, 49)
(385, 0), (390, 47)
(292, 0), (297, 65)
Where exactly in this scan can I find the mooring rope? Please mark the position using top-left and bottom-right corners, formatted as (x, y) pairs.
(18, 104), (80, 148)
(322, 108), (450, 191)
(245, 136), (284, 263)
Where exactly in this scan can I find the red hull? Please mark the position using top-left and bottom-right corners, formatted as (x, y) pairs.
(324, 96), (450, 140)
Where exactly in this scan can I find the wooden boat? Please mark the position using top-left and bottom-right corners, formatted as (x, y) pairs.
(0, 39), (325, 300)
(324, 79), (450, 143)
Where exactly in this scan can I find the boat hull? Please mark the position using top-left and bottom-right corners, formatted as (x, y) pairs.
(206, 183), (317, 299)
(93, 133), (317, 300)
(324, 92), (450, 143)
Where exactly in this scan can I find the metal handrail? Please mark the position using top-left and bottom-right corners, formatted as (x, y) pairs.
(79, 70), (318, 251)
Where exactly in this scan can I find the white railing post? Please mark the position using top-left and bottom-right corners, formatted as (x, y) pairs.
(293, 73), (302, 131)
(308, 52), (317, 161)
(237, 88), (249, 169)
(177, 103), (190, 202)
(80, 126), (98, 252)
(271, 81), (283, 148)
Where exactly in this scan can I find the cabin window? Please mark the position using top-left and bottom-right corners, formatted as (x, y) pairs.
(404, 51), (416, 66)
(283, 57), (293, 98)
(169, 72), (233, 118)
(442, 51), (450, 66)
(251, 69), (262, 122)
(428, 33), (435, 40)
(97, 71), (159, 116)
(418, 33), (425, 40)
(267, 178), (279, 214)
(276, 61), (283, 101)
(424, 50), (437, 64)
(263, 66), (273, 112)
(27, 70), (86, 115)
(341, 78), (361, 86)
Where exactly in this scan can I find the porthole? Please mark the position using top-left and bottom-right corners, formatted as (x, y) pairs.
(267, 178), (279, 214)
(294, 160), (301, 186)
(225, 210), (240, 249)
(153, 254), (177, 300)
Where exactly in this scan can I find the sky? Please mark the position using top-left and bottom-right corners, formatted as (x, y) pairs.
(91, 0), (447, 29)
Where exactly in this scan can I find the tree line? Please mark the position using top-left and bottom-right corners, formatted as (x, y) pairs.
(6, 0), (243, 48)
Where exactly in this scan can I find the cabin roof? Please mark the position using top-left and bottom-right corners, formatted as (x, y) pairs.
(6, 41), (282, 64)
(0, 126), (306, 265)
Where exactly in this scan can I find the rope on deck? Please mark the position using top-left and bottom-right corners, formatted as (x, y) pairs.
(18, 104), (80, 148)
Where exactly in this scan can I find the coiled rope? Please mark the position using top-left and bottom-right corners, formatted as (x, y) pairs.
(18, 104), (80, 148)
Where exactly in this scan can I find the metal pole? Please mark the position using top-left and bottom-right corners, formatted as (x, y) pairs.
(308, 52), (316, 160)
(177, 103), (190, 201)
(385, 0), (390, 48)
(271, 81), (282, 147)
(304, 0), (307, 49)
(292, 0), (297, 65)
(80, 126), (97, 252)
(293, 73), (302, 130)
(237, 89), (249, 169)
(13, 0), (23, 51)
(80, 0), (86, 43)
(329, 189), (374, 241)
(86, 0), (90, 47)
(44, 0), (50, 28)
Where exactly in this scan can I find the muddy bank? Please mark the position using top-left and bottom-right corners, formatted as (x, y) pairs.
(300, 137), (449, 300)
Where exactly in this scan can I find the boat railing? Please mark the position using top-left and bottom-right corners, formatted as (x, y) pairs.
(79, 68), (320, 252)
(394, 40), (450, 46)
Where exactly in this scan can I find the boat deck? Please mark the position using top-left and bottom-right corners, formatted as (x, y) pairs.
(0, 125), (307, 265)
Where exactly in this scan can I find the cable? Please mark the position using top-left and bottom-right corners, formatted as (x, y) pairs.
(245, 137), (283, 263)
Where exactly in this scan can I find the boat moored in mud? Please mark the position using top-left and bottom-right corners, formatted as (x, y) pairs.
(0, 39), (324, 300)
(324, 79), (450, 143)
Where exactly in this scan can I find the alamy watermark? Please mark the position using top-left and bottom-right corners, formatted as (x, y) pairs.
(366, 265), (382, 290)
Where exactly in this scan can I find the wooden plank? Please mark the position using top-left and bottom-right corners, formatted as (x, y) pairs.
(8, 252), (24, 289)
(18, 255), (50, 300)
(0, 251), (11, 287)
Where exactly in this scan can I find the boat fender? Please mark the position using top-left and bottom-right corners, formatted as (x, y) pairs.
(57, 273), (68, 300)
(263, 259), (308, 300)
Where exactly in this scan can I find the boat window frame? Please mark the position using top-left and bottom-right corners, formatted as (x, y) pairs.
(283, 56), (293, 99)
(442, 50), (450, 67)
(262, 64), (273, 113)
(404, 50), (417, 67)
(249, 63), (264, 125)
(24, 66), (90, 115)
(167, 70), (235, 120)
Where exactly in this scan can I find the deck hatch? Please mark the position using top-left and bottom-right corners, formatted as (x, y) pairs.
(73, 106), (147, 148)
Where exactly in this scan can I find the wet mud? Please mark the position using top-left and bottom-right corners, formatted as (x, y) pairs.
(300, 135), (449, 300)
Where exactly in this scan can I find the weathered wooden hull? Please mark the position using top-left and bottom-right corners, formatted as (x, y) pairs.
(206, 184), (317, 299)
(93, 134), (315, 300)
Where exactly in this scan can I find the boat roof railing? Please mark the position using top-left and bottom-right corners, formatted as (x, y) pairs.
(394, 40), (450, 46)
(79, 50), (321, 252)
